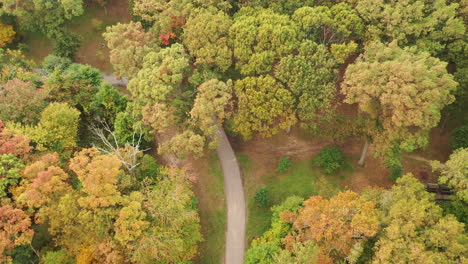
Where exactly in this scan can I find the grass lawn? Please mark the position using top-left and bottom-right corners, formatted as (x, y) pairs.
(194, 153), (226, 264)
(18, 0), (130, 71)
(239, 154), (343, 243)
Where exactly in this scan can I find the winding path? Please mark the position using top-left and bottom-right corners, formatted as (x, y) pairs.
(105, 75), (247, 263)
(216, 128), (246, 264)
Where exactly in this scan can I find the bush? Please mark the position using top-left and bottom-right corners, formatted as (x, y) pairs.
(315, 145), (343, 174)
(91, 18), (103, 32)
(53, 30), (81, 59)
(451, 125), (468, 150)
(42, 55), (71, 73)
(276, 157), (292, 172)
(385, 153), (403, 181)
(254, 187), (269, 208)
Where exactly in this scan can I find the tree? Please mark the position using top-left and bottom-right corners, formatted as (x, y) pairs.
(451, 125), (468, 149)
(273, 241), (319, 264)
(158, 130), (205, 157)
(183, 8), (232, 71)
(15, 153), (71, 216)
(91, 82), (128, 125)
(356, 0), (465, 55)
(0, 154), (24, 198)
(42, 55), (72, 73)
(229, 7), (301, 75)
(275, 41), (339, 127)
(0, 121), (32, 157)
(232, 76), (296, 139)
(372, 174), (467, 263)
(292, 3), (365, 44)
(342, 41), (458, 162)
(128, 43), (192, 131)
(0, 78), (48, 124)
(190, 79), (233, 147)
(0, 24), (15, 47)
(242, 0), (315, 14)
(431, 148), (468, 202)
(130, 167), (202, 263)
(53, 30), (81, 59)
(103, 21), (158, 79)
(9, 103), (81, 152)
(69, 148), (123, 208)
(284, 191), (379, 261)
(0, 205), (33, 263)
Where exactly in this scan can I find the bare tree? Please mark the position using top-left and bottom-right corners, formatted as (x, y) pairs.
(89, 122), (150, 173)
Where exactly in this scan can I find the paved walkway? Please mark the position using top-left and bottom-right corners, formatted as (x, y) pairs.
(104, 75), (247, 263)
(216, 128), (246, 264)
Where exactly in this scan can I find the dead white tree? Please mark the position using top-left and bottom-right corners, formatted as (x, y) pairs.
(89, 122), (150, 173)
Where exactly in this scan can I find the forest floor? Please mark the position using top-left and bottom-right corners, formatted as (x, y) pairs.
(229, 124), (454, 244)
(19, 0), (131, 71)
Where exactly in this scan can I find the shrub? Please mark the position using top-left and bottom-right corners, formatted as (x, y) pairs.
(451, 125), (468, 150)
(91, 18), (103, 32)
(254, 187), (269, 208)
(315, 145), (343, 174)
(385, 153), (403, 181)
(42, 55), (71, 73)
(276, 157), (292, 172)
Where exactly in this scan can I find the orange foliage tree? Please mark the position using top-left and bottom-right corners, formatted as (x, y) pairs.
(0, 205), (33, 263)
(283, 191), (379, 262)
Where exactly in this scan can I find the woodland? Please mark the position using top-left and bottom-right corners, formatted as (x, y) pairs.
(0, 0), (467, 263)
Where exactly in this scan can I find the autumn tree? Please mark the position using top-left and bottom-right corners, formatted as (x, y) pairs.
(342, 41), (458, 163)
(183, 8), (232, 71)
(130, 167), (202, 263)
(128, 43), (192, 132)
(0, 78), (48, 124)
(9, 103), (81, 152)
(372, 173), (467, 263)
(284, 191), (379, 262)
(0, 121), (32, 157)
(15, 153), (72, 220)
(232, 76), (296, 139)
(69, 148), (123, 208)
(158, 130), (205, 157)
(0, 24), (15, 47)
(242, 0), (315, 14)
(229, 7), (301, 75)
(0, 205), (33, 263)
(103, 22), (159, 79)
(0, 154), (24, 198)
(275, 41), (339, 128)
(431, 148), (468, 202)
(293, 3), (365, 44)
(190, 79), (233, 147)
(356, 0), (465, 55)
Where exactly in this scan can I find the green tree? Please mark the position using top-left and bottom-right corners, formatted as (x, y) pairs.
(103, 21), (159, 79)
(91, 82), (128, 125)
(356, 0), (465, 55)
(432, 148), (468, 202)
(42, 249), (75, 264)
(241, 0), (315, 14)
(183, 8), (232, 71)
(232, 75), (296, 139)
(373, 174), (467, 264)
(275, 41), (339, 127)
(229, 7), (301, 75)
(293, 3), (365, 44)
(158, 130), (205, 158)
(0, 154), (24, 198)
(128, 43), (192, 132)
(342, 41), (458, 162)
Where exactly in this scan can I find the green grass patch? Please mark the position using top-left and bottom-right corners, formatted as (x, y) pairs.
(197, 153), (226, 264)
(245, 158), (328, 243)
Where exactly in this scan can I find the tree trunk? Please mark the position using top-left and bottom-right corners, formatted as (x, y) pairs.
(358, 139), (370, 167)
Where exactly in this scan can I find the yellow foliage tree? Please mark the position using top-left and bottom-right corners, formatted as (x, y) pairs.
(0, 24), (15, 47)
